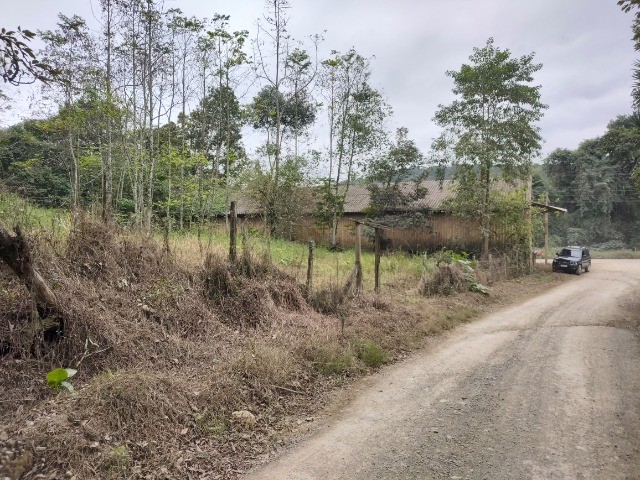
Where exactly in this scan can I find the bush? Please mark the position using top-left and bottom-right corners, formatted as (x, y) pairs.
(591, 240), (628, 250)
(356, 340), (389, 369)
(418, 263), (467, 296)
(302, 344), (356, 376)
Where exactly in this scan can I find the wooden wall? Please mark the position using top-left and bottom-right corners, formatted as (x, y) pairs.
(216, 213), (495, 253)
(289, 214), (485, 252)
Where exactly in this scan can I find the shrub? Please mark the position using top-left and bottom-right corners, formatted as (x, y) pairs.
(591, 240), (628, 250)
(356, 340), (389, 369)
(418, 263), (467, 296)
(303, 344), (356, 376)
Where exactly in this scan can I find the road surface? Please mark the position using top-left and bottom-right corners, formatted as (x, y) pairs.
(245, 260), (640, 480)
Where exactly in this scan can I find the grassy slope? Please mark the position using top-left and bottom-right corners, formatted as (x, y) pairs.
(0, 196), (567, 479)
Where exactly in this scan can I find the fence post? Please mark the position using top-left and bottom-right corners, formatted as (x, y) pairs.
(229, 201), (237, 262)
(374, 227), (381, 294)
(544, 192), (549, 265)
(355, 222), (362, 293)
(503, 253), (508, 279)
(306, 240), (315, 292)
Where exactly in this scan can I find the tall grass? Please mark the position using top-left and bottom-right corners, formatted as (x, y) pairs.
(168, 228), (426, 290)
(0, 191), (73, 247)
(0, 192), (428, 290)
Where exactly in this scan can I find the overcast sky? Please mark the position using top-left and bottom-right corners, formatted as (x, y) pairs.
(2, 0), (637, 161)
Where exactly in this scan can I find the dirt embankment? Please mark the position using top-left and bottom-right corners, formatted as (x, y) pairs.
(0, 219), (570, 479)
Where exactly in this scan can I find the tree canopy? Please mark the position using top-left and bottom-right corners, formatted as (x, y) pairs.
(431, 38), (547, 257)
(1, 27), (58, 85)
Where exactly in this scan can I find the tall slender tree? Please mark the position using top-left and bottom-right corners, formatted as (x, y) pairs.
(431, 38), (546, 258)
(317, 49), (389, 247)
(40, 15), (98, 211)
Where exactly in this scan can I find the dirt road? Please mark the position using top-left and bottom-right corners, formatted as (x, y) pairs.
(245, 260), (640, 480)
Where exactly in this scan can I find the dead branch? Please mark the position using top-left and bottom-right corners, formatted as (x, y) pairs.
(0, 225), (61, 317)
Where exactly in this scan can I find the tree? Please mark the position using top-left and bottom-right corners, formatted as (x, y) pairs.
(0, 119), (69, 207)
(544, 114), (640, 247)
(253, 0), (291, 184)
(98, 0), (117, 222)
(40, 14), (99, 211)
(317, 49), (390, 247)
(1, 27), (58, 85)
(250, 0), (321, 236)
(618, 1), (640, 109)
(365, 127), (427, 220)
(431, 38), (546, 258)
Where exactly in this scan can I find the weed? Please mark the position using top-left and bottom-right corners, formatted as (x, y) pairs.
(333, 374), (347, 387)
(46, 368), (77, 394)
(233, 339), (298, 390)
(356, 340), (389, 369)
(109, 445), (131, 475)
(194, 412), (229, 436)
(305, 345), (356, 376)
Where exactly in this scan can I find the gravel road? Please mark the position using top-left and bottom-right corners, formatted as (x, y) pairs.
(245, 260), (640, 480)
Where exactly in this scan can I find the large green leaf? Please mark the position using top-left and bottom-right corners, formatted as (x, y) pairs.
(46, 368), (77, 388)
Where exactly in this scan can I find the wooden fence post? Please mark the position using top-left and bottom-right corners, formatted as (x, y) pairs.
(229, 201), (237, 262)
(355, 222), (362, 293)
(374, 227), (381, 294)
(307, 240), (315, 292)
(544, 192), (549, 265)
(503, 253), (508, 279)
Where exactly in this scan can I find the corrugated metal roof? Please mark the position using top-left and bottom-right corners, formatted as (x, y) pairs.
(339, 181), (454, 213)
(230, 180), (455, 215)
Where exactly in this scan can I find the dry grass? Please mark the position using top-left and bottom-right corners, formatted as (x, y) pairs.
(418, 262), (468, 296)
(0, 215), (567, 480)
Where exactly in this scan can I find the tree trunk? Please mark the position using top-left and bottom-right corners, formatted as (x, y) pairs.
(102, 0), (114, 223)
(0, 226), (61, 319)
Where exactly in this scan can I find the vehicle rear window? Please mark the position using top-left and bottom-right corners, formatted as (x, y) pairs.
(560, 248), (581, 257)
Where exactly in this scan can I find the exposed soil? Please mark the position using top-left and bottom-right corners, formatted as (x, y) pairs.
(245, 259), (640, 479)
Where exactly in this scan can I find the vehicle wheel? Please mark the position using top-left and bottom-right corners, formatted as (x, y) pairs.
(585, 263), (590, 273)
(575, 264), (582, 275)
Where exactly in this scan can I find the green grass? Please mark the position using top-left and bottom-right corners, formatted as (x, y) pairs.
(0, 191), (72, 232)
(168, 228), (428, 289)
(0, 192), (73, 248)
(589, 249), (640, 259)
(0, 192), (429, 289)
(356, 340), (389, 369)
(256, 235), (426, 288)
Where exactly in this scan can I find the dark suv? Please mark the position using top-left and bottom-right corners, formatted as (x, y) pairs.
(552, 246), (591, 275)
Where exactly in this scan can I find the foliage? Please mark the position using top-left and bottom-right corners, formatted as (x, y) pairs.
(316, 48), (390, 246)
(543, 114), (640, 247)
(1, 27), (58, 85)
(244, 155), (313, 238)
(431, 38), (546, 257)
(249, 85), (316, 136)
(46, 368), (77, 394)
(365, 127), (428, 223)
(618, 0), (640, 108)
(0, 119), (70, 207)
(356, 340), (389, 368)
(591, 240), (628, 250)
(188, 85), (245, 171)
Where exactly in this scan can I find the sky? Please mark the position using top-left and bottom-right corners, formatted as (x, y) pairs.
(2, 0), (637, 161)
